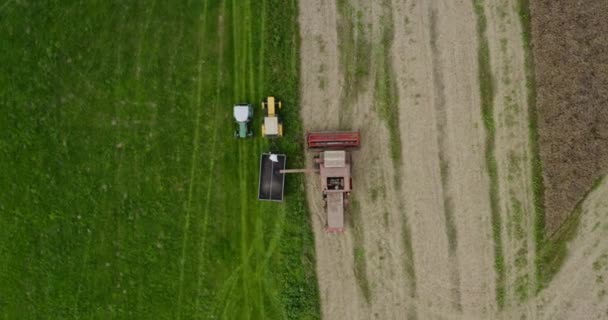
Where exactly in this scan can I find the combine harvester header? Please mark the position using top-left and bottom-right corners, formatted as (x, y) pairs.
(306, 131), (360, 149)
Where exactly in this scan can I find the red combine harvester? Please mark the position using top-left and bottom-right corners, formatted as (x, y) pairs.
(272, 131), (361, 232)
(307, 132), (359, 232)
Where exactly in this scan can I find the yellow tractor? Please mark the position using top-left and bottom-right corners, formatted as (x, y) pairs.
(261, 96), (283, 138)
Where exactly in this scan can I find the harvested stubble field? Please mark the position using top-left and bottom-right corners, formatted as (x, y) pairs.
(299, 0), (608, 319)
(0, 1), (319, 319)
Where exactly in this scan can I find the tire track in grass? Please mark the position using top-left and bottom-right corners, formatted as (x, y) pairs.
(257, 0), (266, 91)
(134, 0), (156, 81)
(233, 0), (252, 317)
(208, 0), (251, 317)
(175, 5), (209, 318)
(244, 0), (268, 316)
(192, 0), (226, 316)
(238, 141), (251, 319)
(428, 7), (462, 311)
(71, 5), (129, 314)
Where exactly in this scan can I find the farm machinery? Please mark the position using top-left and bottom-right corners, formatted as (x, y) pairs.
(261, 96), (283, 138)
(233, 104), (253, 138)
(258, 131), (360, 232)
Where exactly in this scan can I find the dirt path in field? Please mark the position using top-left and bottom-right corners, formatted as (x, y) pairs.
(535, 179), (608, 319)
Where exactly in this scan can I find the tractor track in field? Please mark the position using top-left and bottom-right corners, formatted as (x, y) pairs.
(428, 7), (463, 310)
(234, 0), (255, 317)
(194, 1), (221, 315)
(72, 7), (130, 313)
(176, 4), (208, 317)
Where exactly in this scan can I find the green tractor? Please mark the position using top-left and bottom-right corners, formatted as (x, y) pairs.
(233, 104), (253, 138)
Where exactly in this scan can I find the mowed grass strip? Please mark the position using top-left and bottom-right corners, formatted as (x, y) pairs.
(0, 0), (319, 319)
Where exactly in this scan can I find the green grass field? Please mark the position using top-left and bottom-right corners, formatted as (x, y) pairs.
(0, 0), (319, 318)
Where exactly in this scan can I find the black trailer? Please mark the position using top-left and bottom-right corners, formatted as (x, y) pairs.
(258, 153), (286, 201)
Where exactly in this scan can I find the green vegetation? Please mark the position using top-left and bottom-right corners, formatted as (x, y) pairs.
(349, 199), (372, 303)
(374, 5), (402, 187)
(0, 0), (319, 318)
(353, 246), (372, 303)
(515, 0), (548, 295)
(472, 0), (506, 309)
(336, 0), (372, 109)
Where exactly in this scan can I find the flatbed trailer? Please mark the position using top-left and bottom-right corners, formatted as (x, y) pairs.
(258, 131), (359, 232)
(258, 153), (286, 201)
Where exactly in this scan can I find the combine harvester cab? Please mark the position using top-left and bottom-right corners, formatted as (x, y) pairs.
(317, 150), (353, 233)
(258, 153), (286, 201)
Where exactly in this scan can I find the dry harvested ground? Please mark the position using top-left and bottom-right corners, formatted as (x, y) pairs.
(299, 0), (607, 319)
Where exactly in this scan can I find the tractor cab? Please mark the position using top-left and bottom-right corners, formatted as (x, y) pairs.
(261, 96), (283, 138)
(233, 104), (253, 138)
